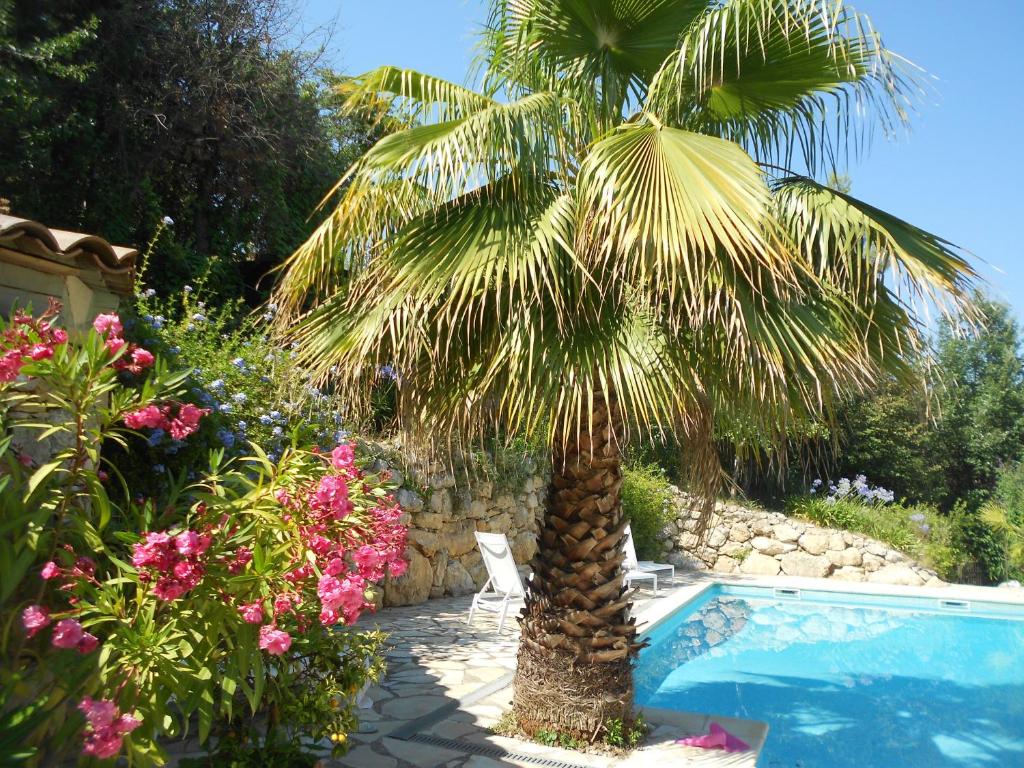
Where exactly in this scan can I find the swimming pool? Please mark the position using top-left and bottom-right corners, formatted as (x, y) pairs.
(635, 584), (1024, 767)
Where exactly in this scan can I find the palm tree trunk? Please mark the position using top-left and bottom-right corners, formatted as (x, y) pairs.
(512, 390), (642, 740)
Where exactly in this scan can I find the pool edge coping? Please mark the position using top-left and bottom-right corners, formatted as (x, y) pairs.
(633, 572), (1024, 637)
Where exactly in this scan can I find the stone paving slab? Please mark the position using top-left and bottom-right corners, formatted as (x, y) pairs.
(318, 587), (674, 768)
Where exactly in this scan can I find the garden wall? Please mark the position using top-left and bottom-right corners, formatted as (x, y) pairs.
(380, 456), (548, 606)
(657, 490), (944, 587)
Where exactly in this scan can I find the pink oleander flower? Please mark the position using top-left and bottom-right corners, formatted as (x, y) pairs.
(73, 556), (96, 578)
(152, 577), (188, 601)
(273, 594), (294, 615)
(388, 557), (409, 578)
(354, 545), (383, 581)
(174, 530), (202, 556)
(324, 557), (346, 577)
(131, 347), (154, 368)
(78, 697), (140, 759)
(124, 405), (165, 430)
(17, 452), (33, 467)
(330, 443), (355, 471)
(318, 573), (366, 624)
(28, 344), (53, 361)
(105, 336), (127, 355)
(0, 352), (23, 382)
(51, 327), (68, 344)
(258, 625), (292, 655)
(167, 403), (207, 440)
(77, 632), (99, 654)
(239, 601), (263, 624)
(132, 532), (175, 570)
(92, 313), (123, 337)
(51, 618), (85, 649)
(310, 475), (353, 520)
(228, 546), (253, 574)
(21, 605), (50, 637)
(307, 534), (333, 557)
(40, 561), (60, 580)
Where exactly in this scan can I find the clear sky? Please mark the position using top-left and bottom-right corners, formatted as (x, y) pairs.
(299, 0), (1024, 317)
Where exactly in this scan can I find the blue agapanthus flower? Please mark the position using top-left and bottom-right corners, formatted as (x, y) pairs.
(217, 429), (235, 448)
(259, 414), (273, 426)
(232, 392), (248, 404)
(147, 428), (166, 447)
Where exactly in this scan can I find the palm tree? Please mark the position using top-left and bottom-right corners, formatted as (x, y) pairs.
(274, 0), (976, 740)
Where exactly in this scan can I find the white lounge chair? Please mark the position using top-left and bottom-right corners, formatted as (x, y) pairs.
(623, 524), (675, 595)
(468, 531), (527, 632)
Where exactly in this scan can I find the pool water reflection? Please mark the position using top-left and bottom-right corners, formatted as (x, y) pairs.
(635, 587), (1024, 767)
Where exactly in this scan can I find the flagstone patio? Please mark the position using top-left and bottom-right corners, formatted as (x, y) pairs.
(322, 583), (720, 768)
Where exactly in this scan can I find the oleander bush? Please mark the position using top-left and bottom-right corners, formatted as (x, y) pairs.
(0, 304), (407, 765)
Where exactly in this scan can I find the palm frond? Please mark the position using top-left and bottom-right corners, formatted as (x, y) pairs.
(575, 121), (793, 311)
(772, 175), (978, 322)
(358, 90), (578, 202)
(479, 0), (709, 132)
(336, 65), (494, 127)
(646, 0), (924, 175)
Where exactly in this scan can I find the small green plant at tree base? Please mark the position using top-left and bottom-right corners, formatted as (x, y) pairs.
(603, 715), (647, 749)
(734, 547), (752, 563)
(535, 729), (559, 747)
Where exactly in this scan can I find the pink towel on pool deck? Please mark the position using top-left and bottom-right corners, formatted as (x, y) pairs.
(676, 722), (751, 753)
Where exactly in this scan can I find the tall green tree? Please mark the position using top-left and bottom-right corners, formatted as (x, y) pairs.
(274, 0), (976, 737)
(0, 0), (375, 301)
(933, 296), (1024, 506)
(834, 373), (940, 503)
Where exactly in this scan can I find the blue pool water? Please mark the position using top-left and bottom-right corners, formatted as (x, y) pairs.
(635, 586), (1024, 767)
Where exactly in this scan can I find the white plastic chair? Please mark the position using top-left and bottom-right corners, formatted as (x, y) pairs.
(468, 532), (527, 632)
(623, 524), (675, 594)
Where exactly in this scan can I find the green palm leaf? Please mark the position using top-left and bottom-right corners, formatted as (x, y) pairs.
(647, 0), (922, 173)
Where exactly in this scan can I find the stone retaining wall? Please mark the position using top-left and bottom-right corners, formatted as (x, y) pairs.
(381, 457), (547, 606)
(658, 491), (943, 587)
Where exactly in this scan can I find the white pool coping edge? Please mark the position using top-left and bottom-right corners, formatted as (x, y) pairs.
(633, 572), (1024, 638)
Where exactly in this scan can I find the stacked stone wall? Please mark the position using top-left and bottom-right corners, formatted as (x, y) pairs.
(657, 491), (943, 587)
(382, 457), (547, 606)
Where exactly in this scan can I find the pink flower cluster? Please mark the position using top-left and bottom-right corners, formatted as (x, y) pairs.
(132, 530), (211, 601)
(0, 300), (68, 382)
(317, 572), (366, 625)
(93, 313), (155, 375)
(20, 608), (98, 653)
(78, 697), (141, 759)
(258, 624), (292, 655)
(124, 401), (209, 440)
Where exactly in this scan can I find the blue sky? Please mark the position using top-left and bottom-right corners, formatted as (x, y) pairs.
(301, 0), (1024, 317)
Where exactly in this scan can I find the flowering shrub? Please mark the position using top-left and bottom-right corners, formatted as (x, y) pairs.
(789, 475), (957, 578)
(0, 305), (405, 765)
(810, 475), (895, 505)
(121, 277), (351, 473)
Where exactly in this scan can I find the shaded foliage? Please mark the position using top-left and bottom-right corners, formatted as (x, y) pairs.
(0, 0), (376, 303)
